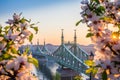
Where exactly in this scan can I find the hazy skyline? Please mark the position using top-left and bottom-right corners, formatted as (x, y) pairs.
(0, 0), (92, 45)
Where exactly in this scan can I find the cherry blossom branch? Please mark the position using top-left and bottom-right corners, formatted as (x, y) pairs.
(106, 43), (119, 55)
(0, 64), (16, 80)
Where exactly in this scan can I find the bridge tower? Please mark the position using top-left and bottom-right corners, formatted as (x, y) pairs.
(44, 39), (45, 46)
(42, 39), (50, 54)
(73, 30), (77, 56)
(61, 29), (64, 45)
(37, 38), (39, 45)
(74, 30), (77, 45)
(56, 29), (80, 80)
(61, 29), (65, 68)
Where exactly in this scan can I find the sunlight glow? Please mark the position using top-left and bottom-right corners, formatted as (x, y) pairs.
(112, 35), (117, 39)
(111, 32), (120, 40)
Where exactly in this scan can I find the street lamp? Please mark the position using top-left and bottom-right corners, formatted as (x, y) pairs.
(89, 51), (94, 80)
(89, 51), (94, 60)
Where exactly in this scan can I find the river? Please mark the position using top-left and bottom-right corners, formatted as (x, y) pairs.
(37, 60), (59, 80)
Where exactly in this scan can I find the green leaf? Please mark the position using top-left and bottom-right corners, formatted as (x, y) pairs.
(74, 75), (83, 80)
(30, 23), (35, 26)
(85, 60), (95, 67)
(95, 6), (105, 16)
(17, 27), (20, 31)
(11, 47), (18, 54)
(76, 20), (82, 26)
(117, 24), (120, 30)
(92, 67), (98, 76)
(25, 47), (30, 53)
(4, 26), (10, 30)
(28, 57), (38, 67)
(102, 70), (107, 80)
(2, 53), (12, 60)
(9, 41), (14, 45)
(86, 67), (98, 77)
(92, 0), (100, 4)
(98, 6), (105, 12)
(0, 34), (3, 37)
(86, 68), (93, 74)
(100, 16), (113, 22)
(23, 52), (27, 56)
(23, 47), (30, 55)
(20, 18), (26, 23)
(86, 33), (94, 37)
(29, 33), (33, 42)
(0, 26), (2, 33)
(6, 41), (14, 48)
(0, 57), (3, 61)
(33, 27), (38, 34)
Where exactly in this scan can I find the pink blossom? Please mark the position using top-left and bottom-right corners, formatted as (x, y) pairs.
(6, 60), (14, 70)
(81, 5), (88, 11)
(0, 75), (10, 80)
(13, 13), (20, 21)
(22, 30), (32, 37)
(0, 42), (6, 51)
(0, 37), (3, 41)
(6, 19), (14, 25)
(112, 44), (120, 50)
(4, 34), (18, 40)
(6, 55), (29, 71)
(111, 68), (119, 74)
(8, 29), (12, 35)
(20, 22), (29, 29)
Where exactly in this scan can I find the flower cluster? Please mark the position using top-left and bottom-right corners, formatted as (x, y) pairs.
(78, 0), (120, 79)
(0, 13), (38, 80)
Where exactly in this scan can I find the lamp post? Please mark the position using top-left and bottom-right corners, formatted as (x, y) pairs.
(89, 51), (94, 80)
(43, 64), (44, 80)
(89, 51), (94, 60)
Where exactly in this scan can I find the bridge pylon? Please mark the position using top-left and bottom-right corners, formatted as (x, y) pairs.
(61, 29), (64, 45)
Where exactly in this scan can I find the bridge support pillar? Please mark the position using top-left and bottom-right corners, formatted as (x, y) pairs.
(57, 68), (79, 80)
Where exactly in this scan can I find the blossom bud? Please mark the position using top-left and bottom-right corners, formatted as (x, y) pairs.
(13, 13), (20, 21)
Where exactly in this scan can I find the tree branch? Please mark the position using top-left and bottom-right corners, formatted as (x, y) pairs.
(0, 64), (15, 80)
(106, 43), (119, 55)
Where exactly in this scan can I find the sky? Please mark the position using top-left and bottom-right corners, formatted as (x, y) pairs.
(0, 0), (92, 45)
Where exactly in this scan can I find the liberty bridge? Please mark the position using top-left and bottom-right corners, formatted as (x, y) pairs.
(31, 29), (93, 80)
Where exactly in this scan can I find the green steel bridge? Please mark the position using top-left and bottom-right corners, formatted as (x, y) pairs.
(32, 29), (90, 78)
(49, 30), (89, 78)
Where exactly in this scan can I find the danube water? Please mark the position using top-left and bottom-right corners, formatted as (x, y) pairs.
(37, 60), (59, 80)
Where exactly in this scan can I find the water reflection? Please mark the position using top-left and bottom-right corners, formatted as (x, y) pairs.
(38, 60), (59, 80)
